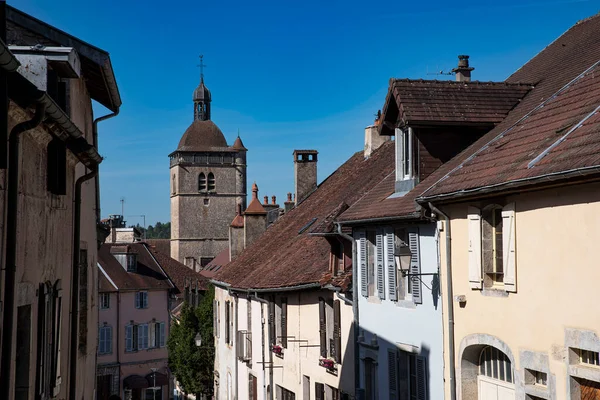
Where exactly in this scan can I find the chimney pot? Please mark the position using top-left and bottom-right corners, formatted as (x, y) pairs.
(271, 196), (276, 205)
(452, 54), (474, 82)
(287, 192), (292, 202)
(264, 196), (268, 205)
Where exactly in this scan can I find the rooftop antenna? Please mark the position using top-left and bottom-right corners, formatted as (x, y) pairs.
(129, 215), (146, 240)
(197, 54), (207, 83)
(120, 197), (125, 217)
(426, 64), (453, 77)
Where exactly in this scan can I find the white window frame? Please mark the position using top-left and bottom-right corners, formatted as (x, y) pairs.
(100, 293), (110, 310)
(395, 127), (415, 182)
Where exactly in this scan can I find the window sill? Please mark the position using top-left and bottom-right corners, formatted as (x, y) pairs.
(481, 288), (509, 298)
(524, 384), (549, 400)
(395, 299), (417, 309)
(569, 363), (600, 383)
(366, 296), (381, 304)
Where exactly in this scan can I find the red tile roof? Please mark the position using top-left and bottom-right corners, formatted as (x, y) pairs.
(380, 79), (531, 133)
(201, 248), (230, 278)
(99, 270), (117, 292)
(213, 141), (395, 289)
(98, 243), (173, 291)
(147, 247), (209, 297)
(419, 13), (600, 200)
(245, 182), (267, 215)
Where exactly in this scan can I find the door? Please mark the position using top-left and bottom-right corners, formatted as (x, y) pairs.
(478, 376), (515, 400)
(581, 379), (600, 400)
(97, 375), (112, 400)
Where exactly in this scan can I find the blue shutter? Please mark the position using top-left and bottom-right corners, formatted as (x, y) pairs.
(107, 327), (112, 354)
(386, 229), (397, 301)
(134, 292), (140, 309)
(125, 325), (132, 352)
(376, 230), (385, 300)
(408, 227), (422, 304)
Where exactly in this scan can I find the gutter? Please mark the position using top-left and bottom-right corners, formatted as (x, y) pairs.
(427, 203), (456, 400)
(210, 279), (321, 294)
(337, 211), (422, 226)
(0, 37), (20, 72)
(0, 102), (46, 398)
(92, 110), (119, 221)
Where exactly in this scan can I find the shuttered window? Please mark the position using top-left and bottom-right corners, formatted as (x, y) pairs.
(388, 349), (398, 400)
(99, 326), (112, 354)
(376, 230), (385, 300)
(125, 324), (133, 352)
(315, 383), (325, 400)
(249, 374), (257, 400)
(386, 228), (397, 301)
(407, 228), (422, 304)
(399, 351), (427, 400)
(319, 297), (327, 358)
(501, 203), (517, 292)
(225, 301), (231, 345)
(357, 231), (368, 297)
(333, 300), (341, 363)
(281, 298), (288, 348)
(36, 281), (63, 397)
(468, 206), (483, 289)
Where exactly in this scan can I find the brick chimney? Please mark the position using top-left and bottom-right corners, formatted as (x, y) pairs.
(452, 55), (474, 82)
(229, 203), (245, 261)
(293, 150), (318, 204)
(364, 110), (389, 158)
(243, 183), (267, 249)
(284, 192), (294, 213)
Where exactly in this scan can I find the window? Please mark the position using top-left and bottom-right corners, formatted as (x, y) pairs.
(390, 350), (427, 400)
(276, 385), (295, 400)
(144, 387), (162, 399)
(395, 127), (416, 182)
(135, 292), (148, 309)
(479, 346), (513, 383)
(367, 231), (376, 297)
(237, 330), (252, 362)
(318, 297), (341, 362)
(364, 357), (377, 400)
(468, 203), (516, 292)
(208, 172), (216, 191)
(126, 254), (137, 272)
(36, 280), (62, 398)
(225, 300), (233, 345)
(184, 257), (197, 269)
(47, 138), (66, 195)
(100, 293), (110, 309)
(578, 349), (600, 366)
(525, 369), (547, 386)
(199, 173), (207, 191)
(280, 298), (288, 348)
(149, 321), (166, 348)
(138, 323), (149, 350)
(249, 374), (258, 400)
(99, 325), (112, 355)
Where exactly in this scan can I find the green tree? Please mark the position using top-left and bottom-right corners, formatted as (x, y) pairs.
(168, 285), (215, 398)
(129, 222), (171, 239)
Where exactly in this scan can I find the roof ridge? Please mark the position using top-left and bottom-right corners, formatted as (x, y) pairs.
(392, 78), (532, 86)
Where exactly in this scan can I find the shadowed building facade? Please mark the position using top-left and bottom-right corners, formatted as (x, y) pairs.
(169, 71), (247, 270)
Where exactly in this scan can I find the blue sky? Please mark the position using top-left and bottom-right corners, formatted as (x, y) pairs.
(16, 0), (600, 226)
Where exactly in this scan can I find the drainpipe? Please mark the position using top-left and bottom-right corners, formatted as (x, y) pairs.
(335, 223), (359, 398)
(0, 101), (46, 399)
(69, 166), (98, 400)
(233, 293), (239, 400)
(252, 293), (271, 400)
(428, 203), (456, 400)
(92, 110), (118, 221)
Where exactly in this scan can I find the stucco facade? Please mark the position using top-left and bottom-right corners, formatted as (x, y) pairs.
(437, 182), (600, 400)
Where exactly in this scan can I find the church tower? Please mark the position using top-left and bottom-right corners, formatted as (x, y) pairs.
(169, 59), (247, 269)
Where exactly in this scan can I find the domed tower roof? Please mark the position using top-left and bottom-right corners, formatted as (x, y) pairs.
(176, 120), (228, 152)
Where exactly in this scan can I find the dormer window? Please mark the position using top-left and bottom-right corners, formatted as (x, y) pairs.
(394, 127), (417, 194)
(127, 254), (137, 272)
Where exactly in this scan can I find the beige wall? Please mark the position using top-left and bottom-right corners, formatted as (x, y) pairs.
(440, 182), (600, 400)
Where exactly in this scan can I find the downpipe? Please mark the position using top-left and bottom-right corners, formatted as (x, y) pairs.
(92, 110), (118, 221)
(428, 203), (456, 400)
(0, 102), (46, 398)
(68, 167), (97, 400)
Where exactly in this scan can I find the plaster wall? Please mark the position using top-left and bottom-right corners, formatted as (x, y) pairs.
(98, 291), (119, 365)
(356, 222), (444, 400)
(439, 182), (600, 400)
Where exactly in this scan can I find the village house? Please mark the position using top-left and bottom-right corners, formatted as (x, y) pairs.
(211, 143), (395, 400)
(97, 217), (209, 400)
(413, 14), (600, 400)
(0, 4), (121, 400)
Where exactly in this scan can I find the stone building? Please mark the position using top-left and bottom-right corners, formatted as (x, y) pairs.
(169, 70), (248, 270)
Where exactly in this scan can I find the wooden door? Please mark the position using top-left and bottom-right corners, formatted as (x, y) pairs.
(581, 379), (600, 400)
(96, 375), (112, 400)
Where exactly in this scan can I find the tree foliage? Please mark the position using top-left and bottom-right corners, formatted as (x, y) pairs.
(168, 285), (215, 397)
(129, 222), (171, 239)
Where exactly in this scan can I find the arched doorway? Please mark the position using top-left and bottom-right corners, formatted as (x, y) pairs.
(477, 346), (515, 400)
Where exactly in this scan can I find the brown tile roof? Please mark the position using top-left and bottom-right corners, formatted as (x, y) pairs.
(147, 247), (209, 297)
(201, 248), (229, 278)
(245, 182), (267, 215)
(380, 79), (532, 133)
(418, 13), (600, 200)
(99, 270), (117, 293)
(341, 13), (600, 221)
(174, 120), (231, 152)
(98, 243), (173, 291)
(145, 239), (171, 256)
(213, 141), (395, 289)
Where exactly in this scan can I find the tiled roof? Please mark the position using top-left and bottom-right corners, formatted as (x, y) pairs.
(419, 13), (600, 200)
(380, 79), (531, 133)
(146, 239), (171, 256)
(147, 247), (209, 297)
(213, 141), (395, 289)
(201, 248), (230, 278)
(341, 13), (600, 221)
(98, 243), (173, 291)
(99, 269), (117, 293)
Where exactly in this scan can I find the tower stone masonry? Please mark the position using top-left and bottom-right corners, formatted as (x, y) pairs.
(169, 70), (247, 269)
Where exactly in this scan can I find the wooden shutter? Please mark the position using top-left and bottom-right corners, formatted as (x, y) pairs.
(319, 298), (327, 357)
(125, 325), (132, 351)
(281, 298), (288, 348)
(315, 383), (325, 400)
(149, 322), (156, 348)
(333, 300), (341, 363)
(468, 206), (483, 289)
(357, 231), (368, 297)
(416, 356), (427, 400)
(99, 327), (105, 354)
(408, 227), (422, 304)
(376, 230), (385, 300)
(502, 202), (517, 292)
(107, 326), (112, 354)
(160, 322), (165, 347)
(388, 349), (398, 400)
(386, 228), (398, 301)
(213, 299), (218, 337)
(268, 300), (275, 345)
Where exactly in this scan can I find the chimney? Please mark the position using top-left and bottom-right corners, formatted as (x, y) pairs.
(263, 196), (269, 205)
(284, 192), (294, 213)
(243, 183), (267, 249)
(293, 150), (318, 204)
(271, 196), (276, 205)
(452, 55), (474, 82)
(229, 203), (245, 261)
(364, 110), (389, 158)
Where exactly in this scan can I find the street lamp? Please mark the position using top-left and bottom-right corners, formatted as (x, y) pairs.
(395, 239), (413, 276)
(195, 332), (202, 347)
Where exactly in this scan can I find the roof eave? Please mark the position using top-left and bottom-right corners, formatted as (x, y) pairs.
(337, 211), (423, 225)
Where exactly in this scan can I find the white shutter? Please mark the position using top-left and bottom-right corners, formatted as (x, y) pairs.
(376, 230), (385, 300)
(357, 231), (368, 297)
(502, 202), (517, 292)
(386, 229), (398, 301)
(468, 206), (483, 289)
(99, 327), (105, 354)
(149, 322), (156, 348)
(408, 227), (422, 304)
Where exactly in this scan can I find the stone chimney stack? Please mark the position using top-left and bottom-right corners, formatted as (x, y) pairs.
(263, 196), (269, 205)
(364, 110), (389, 158)
(284, 192), (294, 213)
(293, 150), (318, 204)
(452, 55), (474, 82)
(243, 183), (267, 249)
(229, 203), (245, 261)
(271, 196), (276, 205)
